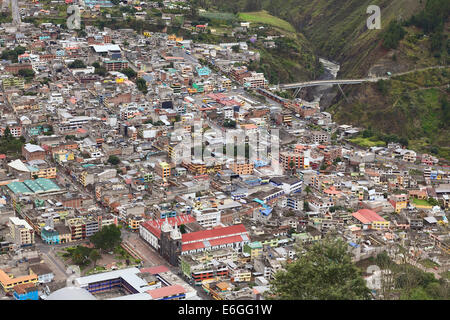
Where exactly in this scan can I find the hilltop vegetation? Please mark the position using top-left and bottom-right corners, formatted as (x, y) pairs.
(204, 0), (449, 159)
(237, 10), (296, 33)
(206, 0), (448, 76)
(247, 35), (323, 84)
(330, 67), (450, 160)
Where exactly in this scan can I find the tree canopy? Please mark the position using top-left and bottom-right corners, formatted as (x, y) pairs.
(0, 127), (25, 155)
(120, 68), (137, 79)
(107, 155), (120, 165)
(68, 59), (86, 69)
(90, 225), (122, 252)
(269, 238), (371, 300)
(136, 78), (148, 94)
(71, 245), (93, 266)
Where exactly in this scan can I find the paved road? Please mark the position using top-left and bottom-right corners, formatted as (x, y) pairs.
(35, 244), (68, 281)
(121, 230), (169, 268)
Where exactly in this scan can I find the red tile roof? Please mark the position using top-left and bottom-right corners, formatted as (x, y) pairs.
(146, 284), (186, 300)
(352, 209), (385, 224)
(141, 215), (196, 239)
(182, 234), (245, 252)
(208, 235), (243, 247)
(182, 224), (247, 243)
(140, 265), (169, 275)
(182, 241), (205, 252)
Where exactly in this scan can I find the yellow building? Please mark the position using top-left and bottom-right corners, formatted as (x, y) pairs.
(243, 241), (263, 259)
(0, 269), (38, 292)
(182, 161), (221, 175)
(34, 167), (57, 179)
(66, 218), (85, 241)
(228, 162), (254, 175)
(221, 78), (232, 90)
(128, 215), (144, 231)
(156, 161), (171, 178)
(389, 194), (408, 213)
(372, 220), (390, 230)
(78, 171), (94, 187)
(232, 269), (252, 282)
(53, 149), (75, 163)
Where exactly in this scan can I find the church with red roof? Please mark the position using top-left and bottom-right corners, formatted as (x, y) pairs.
(140, 215), (249, 266)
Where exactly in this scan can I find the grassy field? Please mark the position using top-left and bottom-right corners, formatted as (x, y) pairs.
(412, 198), (432, 206)
(419, 259), (439, 269)
(237, 10), (296, 33)
(199, 11), (237, 21)
(348, 136), (386, 148)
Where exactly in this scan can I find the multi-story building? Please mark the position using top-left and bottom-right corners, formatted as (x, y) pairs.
(228, 162), (254, 175)
(27, 160), (57, 179)
(191, 208), (221, 229)
(1, 126), (22, 138)
(181, 160), (221, 175)
(310, 131), (330, 144)
(22, 143), (46, 161)
(4, 63), (33, 74)
(9, 217), (35, 247)
(352, 209), (390, 230)
(243, 241), (263, 260)
(389, 194), (408, 213)
(279, 151), (308, 170)
(180, 255), (230, 285)
(85, 218), (100, 237)
(104, 60), (128, 71)
(2, 77), (25, 89)
(156, 161), (171, 179)
(66, 217), (86, 241)
(0, 269), (38, 293)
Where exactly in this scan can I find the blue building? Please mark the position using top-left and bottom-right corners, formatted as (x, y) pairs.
(40, 226), (60, 244)
(196, 66), (211, 77)
(13, 284), (39, 300)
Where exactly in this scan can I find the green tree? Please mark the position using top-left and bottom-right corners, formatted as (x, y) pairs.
(18, 68), (35, 79)
(304, 185), (312, 195)
(71, 246), (92, 266)
(90, 225), (122, 253)
(303, 201), (310, 211)
(382, 20), (406, 49)
(89, 249), (101, 267)
(95, 66), (107, 76)
(231, 45), (240, 53)
(269, 238), (371, 300)
(108, 155), (120, 165)
(427, 197), (439, 206)
(68, 59), (86, 69)
(223, 119), (236, 128)
(120, 68), (137, 79)
(136, 78), (148, 94)
(3, 127), (12, 140)
(401, 287), (432, 300)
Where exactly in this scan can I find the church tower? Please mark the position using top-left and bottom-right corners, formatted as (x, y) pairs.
(160, 218), (182, 266)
